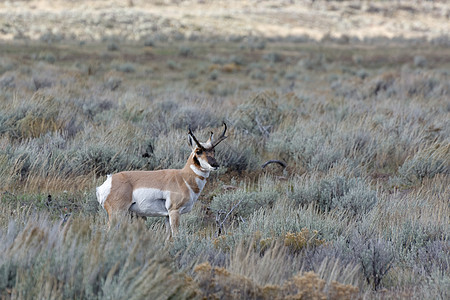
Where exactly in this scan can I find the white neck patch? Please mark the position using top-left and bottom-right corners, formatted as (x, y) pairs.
(195, 177), (206, 191)
(190, 164), (210, 178)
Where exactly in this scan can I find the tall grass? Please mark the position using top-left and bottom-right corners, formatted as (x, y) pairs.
(0, 205), (196, 299)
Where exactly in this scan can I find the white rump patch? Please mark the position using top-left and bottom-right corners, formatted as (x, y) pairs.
(96, 174), (112, 208)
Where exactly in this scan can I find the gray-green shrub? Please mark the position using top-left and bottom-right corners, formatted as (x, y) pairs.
(289, 175), (377, 215)
(233, 92), (286, 137)
(211, 181), (280, 228)
(397, 143), (449, 186)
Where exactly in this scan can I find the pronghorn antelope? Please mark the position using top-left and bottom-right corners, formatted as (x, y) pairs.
(96, 123), (227, 236)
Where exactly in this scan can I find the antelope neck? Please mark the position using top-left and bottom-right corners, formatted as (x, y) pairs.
(184, 152), (209, 178)
(189, 164), (209, 179)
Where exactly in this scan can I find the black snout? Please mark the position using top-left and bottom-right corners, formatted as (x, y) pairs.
(207, 156), (219, 169)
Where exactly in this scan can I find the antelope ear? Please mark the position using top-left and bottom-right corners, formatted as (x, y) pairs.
(206, 132), (214, 144)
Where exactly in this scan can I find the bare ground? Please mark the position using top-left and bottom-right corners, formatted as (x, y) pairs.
(1, 0), (449, 42)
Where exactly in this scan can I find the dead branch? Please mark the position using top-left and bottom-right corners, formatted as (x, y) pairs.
(215, 197), (244, 237)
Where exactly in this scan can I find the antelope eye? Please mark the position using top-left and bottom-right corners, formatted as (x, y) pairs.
(195, 149), (203, 155)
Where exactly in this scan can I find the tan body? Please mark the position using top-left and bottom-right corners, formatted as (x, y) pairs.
(96, 123), (227, 236)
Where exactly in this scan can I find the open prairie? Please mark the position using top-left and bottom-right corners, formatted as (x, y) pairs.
(0, 1), (449, 299)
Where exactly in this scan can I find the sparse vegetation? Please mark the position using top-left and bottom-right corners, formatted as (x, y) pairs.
(0, 0), (449, 299)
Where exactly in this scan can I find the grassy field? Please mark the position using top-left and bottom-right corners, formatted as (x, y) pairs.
(0, 2), (449, 298)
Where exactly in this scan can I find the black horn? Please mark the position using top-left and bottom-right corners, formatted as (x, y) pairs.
(212, 122), (228, 148)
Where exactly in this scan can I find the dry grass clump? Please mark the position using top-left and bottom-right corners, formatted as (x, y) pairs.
(194, 262), (358, 300)
(1, 93), (69, 140)
(213, 228), (326, 260)
(284, 229), (326, 254)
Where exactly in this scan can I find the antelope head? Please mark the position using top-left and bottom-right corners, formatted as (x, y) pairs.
(188, 123), (228, 171)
